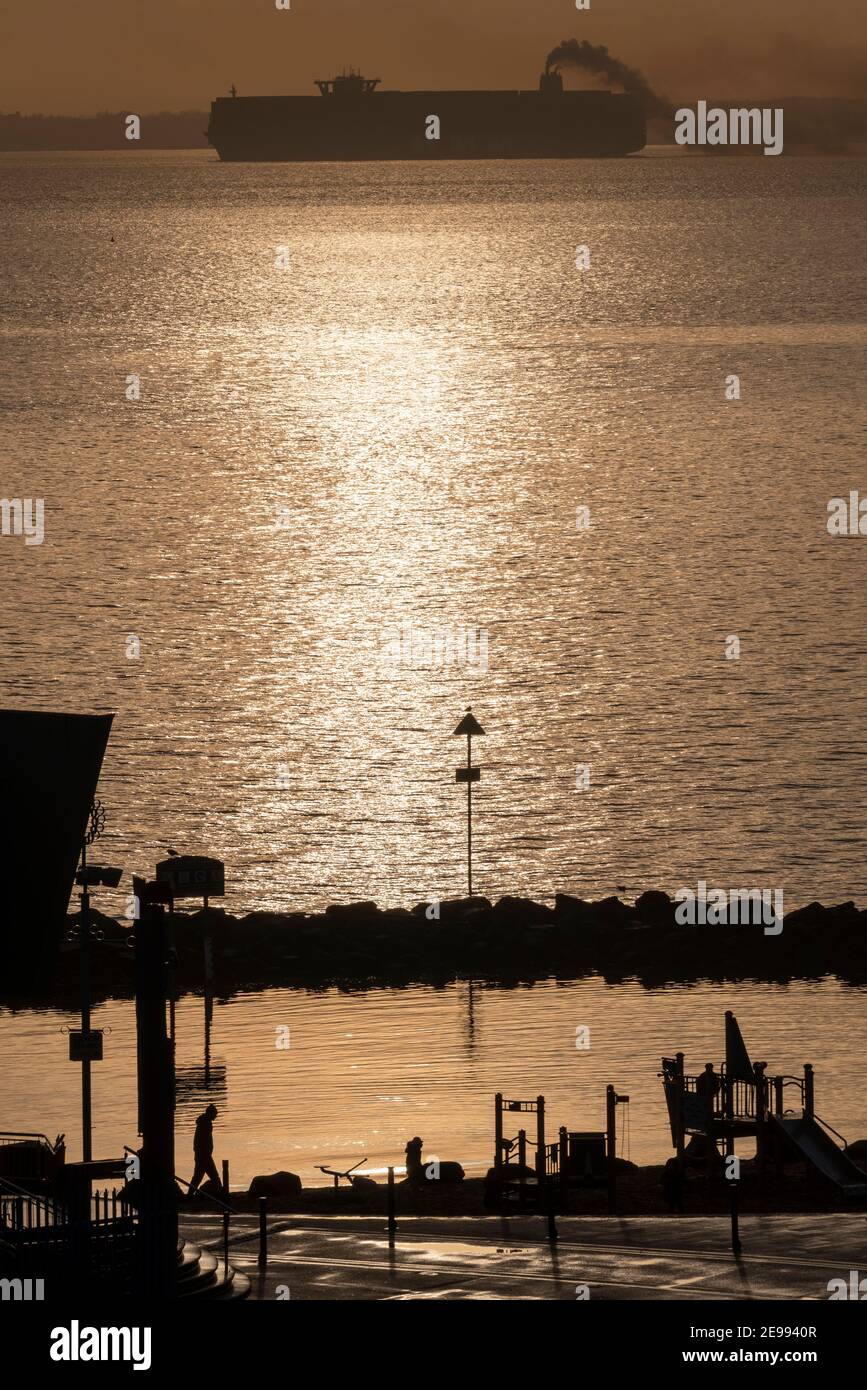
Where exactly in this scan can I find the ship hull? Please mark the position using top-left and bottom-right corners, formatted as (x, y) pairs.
(207, 90), (646, 161)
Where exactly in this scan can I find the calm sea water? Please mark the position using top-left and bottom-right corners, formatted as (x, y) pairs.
(1, 152), (866, 916)
(1, 978), (865, 1183)
(2, 152), (866, 1177)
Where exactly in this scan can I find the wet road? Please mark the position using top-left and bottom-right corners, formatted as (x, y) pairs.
(180, 1212), (866, 1301)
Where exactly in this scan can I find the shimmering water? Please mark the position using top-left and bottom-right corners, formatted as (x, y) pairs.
(1, 977), (864, 1184)
(1, 152), (866, 915)
(2, 153), (866, 1175)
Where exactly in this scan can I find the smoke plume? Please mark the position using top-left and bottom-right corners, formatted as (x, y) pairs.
(545, 39), (672, 117)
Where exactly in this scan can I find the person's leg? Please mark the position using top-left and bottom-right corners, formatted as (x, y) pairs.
(189, 1158), (206, 1195)
(204, 1156), (221, 1189)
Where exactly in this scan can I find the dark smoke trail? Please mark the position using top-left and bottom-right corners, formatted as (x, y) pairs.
(545, 39), (672, 117)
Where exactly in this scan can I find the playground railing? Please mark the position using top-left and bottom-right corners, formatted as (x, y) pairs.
(772, 1075), (806, 1115)
(682, 1073), (758, 1121)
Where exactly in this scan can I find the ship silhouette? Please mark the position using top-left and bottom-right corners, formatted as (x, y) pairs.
(207, 67), (646, 161)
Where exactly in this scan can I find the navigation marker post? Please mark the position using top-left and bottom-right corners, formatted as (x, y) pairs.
(453, 708), (485, 897)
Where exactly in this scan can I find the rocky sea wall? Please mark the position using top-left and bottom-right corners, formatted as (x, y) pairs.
(12, 890), (865, 1006)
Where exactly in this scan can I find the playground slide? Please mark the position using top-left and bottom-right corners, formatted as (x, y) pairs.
(769, 1116), (867, 1199)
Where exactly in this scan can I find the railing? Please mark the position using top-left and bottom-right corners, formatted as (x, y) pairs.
(772, 1075), (805, 1115)
(0, 1131), (60, 1148)
(681, 1073), (758, 1121)
(0, 1174), (137, 1291)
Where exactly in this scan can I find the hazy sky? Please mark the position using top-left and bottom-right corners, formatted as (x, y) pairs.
(1, 0), (865, 115)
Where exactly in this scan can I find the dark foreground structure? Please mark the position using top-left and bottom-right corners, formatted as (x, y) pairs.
(0, 709), (113, 994)
(207, 68), (646, 161)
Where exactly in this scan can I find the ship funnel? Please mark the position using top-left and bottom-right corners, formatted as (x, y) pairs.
(539, 68), (564, 97)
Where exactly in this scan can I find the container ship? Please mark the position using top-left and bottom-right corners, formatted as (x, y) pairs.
(206, 68), (646, 161)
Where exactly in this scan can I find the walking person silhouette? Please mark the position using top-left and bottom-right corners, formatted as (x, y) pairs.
(189, 1103), (221, 1195)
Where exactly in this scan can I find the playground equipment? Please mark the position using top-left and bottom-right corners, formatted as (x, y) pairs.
(314, 1158), (371, 1189)
(493, 1087), (629, 1213)
(661, 1010), (867, 1200)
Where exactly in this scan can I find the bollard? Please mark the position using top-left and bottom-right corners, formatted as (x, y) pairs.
(258, 1195), (268, 1267)
(546, 1180), (558, 1243)
(387, 1166), (396, 1248)
(222, 1159), (230, 1270)
(729, 1180), (742, 1255)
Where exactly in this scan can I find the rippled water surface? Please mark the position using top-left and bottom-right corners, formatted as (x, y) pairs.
(1, 977), (865, 1183)
(1, 152), (866, 914)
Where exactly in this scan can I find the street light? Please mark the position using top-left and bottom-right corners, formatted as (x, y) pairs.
(74, 799), (123, 1163)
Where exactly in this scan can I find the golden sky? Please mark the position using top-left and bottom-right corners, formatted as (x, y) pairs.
(1, 0), (865, 114)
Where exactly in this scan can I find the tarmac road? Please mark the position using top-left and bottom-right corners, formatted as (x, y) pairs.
(180, 1211), (867, 1301)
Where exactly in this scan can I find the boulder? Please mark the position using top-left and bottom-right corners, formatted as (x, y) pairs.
(324, 902), (381, 926)
(411, 897), (492, 924)
(491, 896), (555, 926)
(554, 894), (597, 926)
(348, 1174), (379, 1191)
(592, 896), (635, 928)
(825, 902), (861, 925)
(247, 1170), (303, 1199)
(422, 1161), (465, 1185)
(237, 911), (296, 932)
(781, 902), (827, 931)
(634, 891), (676, 927)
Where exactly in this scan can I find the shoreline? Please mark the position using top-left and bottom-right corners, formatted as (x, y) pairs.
(181, 1162), (867, 1219)
(7, 890), (866, 1007)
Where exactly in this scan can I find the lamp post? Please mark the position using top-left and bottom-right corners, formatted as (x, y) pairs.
(453, 709), (485, 897)
(73, 799), (123, 1163)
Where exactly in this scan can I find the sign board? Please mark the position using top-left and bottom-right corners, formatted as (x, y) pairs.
(455, 767), (481, 783)
(69, 1030), (103, 1062)
(155, 855), (225, 899)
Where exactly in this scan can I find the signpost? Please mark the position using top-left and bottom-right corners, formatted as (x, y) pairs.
(155, 854), (225, 1086)
(155, 855), (225, 909)
(69, 1030), (103, 1062)
(453, 709), (485, 897)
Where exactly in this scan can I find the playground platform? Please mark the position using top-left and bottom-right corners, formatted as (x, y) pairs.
(179, 1210), (865, 1301)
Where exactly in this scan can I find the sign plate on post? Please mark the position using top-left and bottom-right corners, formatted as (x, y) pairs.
(155, 856), (225, 898)
(455, 767), (481, 783)
(69, 1030), (103, 1062)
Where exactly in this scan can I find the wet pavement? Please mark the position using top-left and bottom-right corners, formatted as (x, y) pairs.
(179, 1210), (867, 1300)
